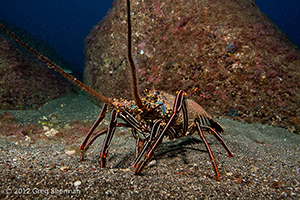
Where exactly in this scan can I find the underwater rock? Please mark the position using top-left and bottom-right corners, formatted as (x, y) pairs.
(44, 128), (60, 138)
(84, 0), (300, 132)
(0, 20), (77, 110)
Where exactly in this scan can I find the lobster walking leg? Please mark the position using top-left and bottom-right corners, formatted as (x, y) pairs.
(99, 109), (118, 168)
(196, 121), (221, 181)
(81, 129), (108, 158)
(132, 120), (162, 170)
(79, 104), (108, 161)
(134, 91), (186, 174)
(204, 126), (234, 157)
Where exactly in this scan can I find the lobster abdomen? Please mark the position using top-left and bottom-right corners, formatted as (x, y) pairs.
(186, 98), (224, 133)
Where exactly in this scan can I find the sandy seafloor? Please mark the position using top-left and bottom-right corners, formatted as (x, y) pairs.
(0, 93), (299, 199)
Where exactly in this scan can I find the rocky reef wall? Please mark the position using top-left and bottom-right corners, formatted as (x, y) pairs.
(84, 0), (300, 132)
(0, 20), (77, 110)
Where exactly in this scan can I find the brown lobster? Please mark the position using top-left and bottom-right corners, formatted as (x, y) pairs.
(0, 0), (233, 181)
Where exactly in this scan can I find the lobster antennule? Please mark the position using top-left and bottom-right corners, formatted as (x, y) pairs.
(0, 23), (112, 106)
(127, 0), (145, 110)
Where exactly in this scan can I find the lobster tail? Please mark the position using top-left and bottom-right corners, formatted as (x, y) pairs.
(196, 114), (224, 133)
(207, 117), (224, 133)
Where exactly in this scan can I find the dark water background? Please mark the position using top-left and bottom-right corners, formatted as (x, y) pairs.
(0, 0), (299, 74)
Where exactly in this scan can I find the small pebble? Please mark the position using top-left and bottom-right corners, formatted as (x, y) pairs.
(74, 180), (81, 187)
(65, 149), (76, 155)
(45, 128), (60, 137)
(120, 168), (130, 172)
(148, 160), (156, 167)
(25, 135), (31, 141)
(49, 113), (57, 119)
(60, 166), (70, 171)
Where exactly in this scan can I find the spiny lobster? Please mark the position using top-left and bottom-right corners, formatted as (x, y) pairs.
(0, 0), (233, 181)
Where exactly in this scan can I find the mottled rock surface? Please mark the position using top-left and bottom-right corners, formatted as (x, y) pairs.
(0, 20), (77, 110)
(84, 0), (300, 132)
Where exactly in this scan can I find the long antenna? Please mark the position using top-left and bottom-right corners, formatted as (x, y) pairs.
(0, 23), (112, 106)
(127, 0), (145, 109)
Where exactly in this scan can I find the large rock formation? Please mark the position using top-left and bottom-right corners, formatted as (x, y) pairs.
(0, 20), (77, 110)
(84, 0), (300, 132)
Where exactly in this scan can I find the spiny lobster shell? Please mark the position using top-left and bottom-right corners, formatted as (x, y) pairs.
(154, 90), (224, 134)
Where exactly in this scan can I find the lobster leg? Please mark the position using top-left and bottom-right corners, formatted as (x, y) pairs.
(85, 122), (132, 152)
(119, 109), (144, 134)
(79, 103), (108, 161)
(81, 129), (108, 158)
(132, 120), (162, 170)
(195, 121), (220, 181)
(99, 109), (118, 168)
(134, 91), (186, 174)
(203, 126), (233, 157)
